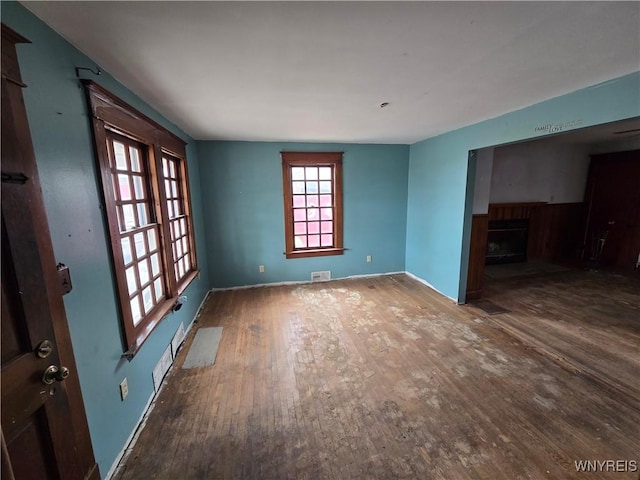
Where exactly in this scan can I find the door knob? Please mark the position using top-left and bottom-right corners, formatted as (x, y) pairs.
(41, 365), (70, 385)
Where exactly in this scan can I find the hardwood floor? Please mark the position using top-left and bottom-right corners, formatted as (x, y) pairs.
(114, 274), (639, 479)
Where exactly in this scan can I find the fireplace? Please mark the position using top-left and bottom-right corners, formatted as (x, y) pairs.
(485, 219), (529, 265)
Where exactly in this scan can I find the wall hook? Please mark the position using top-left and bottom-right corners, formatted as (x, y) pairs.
(75, 66), (102, 78)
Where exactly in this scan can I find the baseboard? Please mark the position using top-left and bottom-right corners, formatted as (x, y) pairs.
(103, 390), (155, 480)
(209, 271), (406, 292)
(404, 271), (457, 303)
(104, 290), (210, 480)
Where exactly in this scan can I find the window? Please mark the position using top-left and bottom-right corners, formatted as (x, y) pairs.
(162, 154), (195, 283)
(282, 152), (344, 258)
(84, 81), (197, 355)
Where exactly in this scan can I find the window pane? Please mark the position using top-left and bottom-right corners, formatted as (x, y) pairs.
(292, 181), (305, 194)
(292, 167), (305, 180)
(125, 267), (137, 295)
(172, 181), (178, 198)
(308, 222), (320, 234)
(162, 158), (169, 177)
(151, 253), (160, 276)
(131, 296), (142, 326)
(133, 176), (144, 200)
(294, 236), (307, 248)
(308, 235), (320, 247)
(167, 200), (174, 219)
(137, 203), (149, 226)
(147, 229), (157, 251)
(154, 278), (163, 300)
(293, 209), (306, 221)
(169, 160), (176, 178)
(122, 204), (135, 231)
(184, 253), (190, 269)
(321, 208), (333, 220)
(318, 167), (331, 180)
(134, 232), (146, 257)
(129, 147), (141, 172)
(305, 167), (318, 180)
(319, 195), (332, 207)
(319, 181), (332, 194)
(173, 200), (180, 216)
(293, 195), (305, 207)
(118, 175), (132, 200)
(307, 208), (319, 220)
(139, 259), (150, 285)
(321, 221), (333, 233)
(180, 218), (186, 234)
(176, 240), (183, 258)
(178, 260), (185, 278)
(121, 237), (132, 265)
(142, 286), (153, 314)
(321, 234), (333, 247)
(294, 222), (307, 235)
(164, 180), (171, 198)
(306, 182), (318, 194)
(113, 141), (127, 169)
(306, 195), (319, 207)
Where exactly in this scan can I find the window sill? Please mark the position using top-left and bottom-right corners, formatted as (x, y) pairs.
(122, 269), (200, 359)
(285, 248), (345, 259)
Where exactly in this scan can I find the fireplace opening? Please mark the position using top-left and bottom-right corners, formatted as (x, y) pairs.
(486, 219), (529, 265)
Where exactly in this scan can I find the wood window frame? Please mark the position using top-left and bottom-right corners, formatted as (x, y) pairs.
(83, 81), (198, 356)
(282, 152), (344, 259)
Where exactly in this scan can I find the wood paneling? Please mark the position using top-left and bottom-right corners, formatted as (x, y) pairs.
(487, 202), (546, 221)
(114, 274), (639, 480)
(465, 214), (488, 300)
(467, 202), (586, 299)
(528, 203), (586, 261)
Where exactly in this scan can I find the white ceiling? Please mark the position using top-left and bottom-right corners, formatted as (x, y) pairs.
(23, 1), (640, 144)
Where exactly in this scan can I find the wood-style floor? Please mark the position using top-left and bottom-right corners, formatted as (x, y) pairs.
(114, 273), (639, 480)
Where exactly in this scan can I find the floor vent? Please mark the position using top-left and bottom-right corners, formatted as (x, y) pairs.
(311, 271), (331, 282)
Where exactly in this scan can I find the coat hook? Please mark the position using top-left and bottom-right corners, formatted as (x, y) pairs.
(75, 66), (102, 78)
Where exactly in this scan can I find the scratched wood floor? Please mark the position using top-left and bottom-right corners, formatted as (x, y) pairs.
(114, 273), (639, 480)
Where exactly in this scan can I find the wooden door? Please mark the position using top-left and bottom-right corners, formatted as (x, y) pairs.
(585, 150), (640, 270)
(1, 24), (99, 480)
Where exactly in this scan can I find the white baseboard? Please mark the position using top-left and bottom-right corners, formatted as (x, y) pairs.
(404, 271), (457, 303)
(210, 271), (406, 292)
(104, 291), (209, 480)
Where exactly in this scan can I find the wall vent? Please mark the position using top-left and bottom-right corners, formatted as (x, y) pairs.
(152, 345), (172, 392)
(171, 322), (185, 359)
(311, 271), (331, 282)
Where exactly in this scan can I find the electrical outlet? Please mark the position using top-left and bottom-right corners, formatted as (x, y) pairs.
(259, 265), (265, 273)
(366, 255), (372, 263)
(119, 378), (128, 401)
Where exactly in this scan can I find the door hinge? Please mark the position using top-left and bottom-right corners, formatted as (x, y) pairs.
(1, 172), (29, 184)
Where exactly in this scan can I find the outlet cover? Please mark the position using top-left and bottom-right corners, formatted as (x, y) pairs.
(119, 378), (128, 401)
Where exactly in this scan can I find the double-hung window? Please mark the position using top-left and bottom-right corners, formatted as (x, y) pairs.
(84, 81), (197, 355)
(282, 152), (344, 258)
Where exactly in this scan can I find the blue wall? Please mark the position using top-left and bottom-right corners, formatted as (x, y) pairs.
(1, 3), (210, 477)
(3, 1), (640, 477)
(198, 141), (409, 287)
(406, 72), (640, 302)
